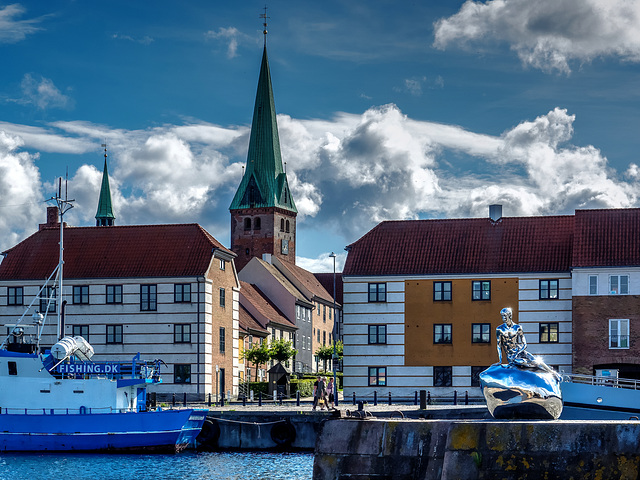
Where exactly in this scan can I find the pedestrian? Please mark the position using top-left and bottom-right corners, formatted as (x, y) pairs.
(326, 377), (335, 410)
(312, 376), (326, 411)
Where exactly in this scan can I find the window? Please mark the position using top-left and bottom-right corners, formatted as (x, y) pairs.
(609, 275), (629, 295)
(285, 220), (290, 233)
(610, 319), (629, 349)
(472, 281), (491, 301)
(434, 324), (452, 344)
(219, 327), (226, 354)
(140, 284), (157, 311)
(280, 219), (285, 231)
(39, 286), (56, 313)
(539, 322), (559, 343)
(106, 325), (123, 344)
(254, 218), (261, 230)
(106, 285), (123, 304)
(174, 364), (191, 384)
(323, 331), (326, 345)
(539, 279), (559, 300)
(220, 259), (226, 271)
(368, 325), (387, 344)
(471, 366), (487, 387)
(368, 283), (387, 303)
(174, 324), (191, 343)
(317, 329), (320, 342)
(7, 361), (17, 376)
(368, 366), (386, 386)
(434, 366), (452, 387)
(219, 288), (226, 307)
(174, 284), (191, 303)
(7, 287), (23, 306)
(73, 285), (89, 304)
(472, 323), (491, 343)
(244, 218), (251, 230)
(323, 304), (326, 322)
(589, 275), (598, 295)
(73, 325), (89, 340)
(433, 281), (452, 301)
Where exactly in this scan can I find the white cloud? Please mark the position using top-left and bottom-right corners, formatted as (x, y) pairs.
(0, 131), (43, 251)
(0, 4), (44, 43)
(112, 33), (154, 45)
(297, 252), (346, 273)
(11, 74), (73, 110)
(0, 103), (638, 255)
(434, 0), (640, 74)
(205, 27), (250, 59)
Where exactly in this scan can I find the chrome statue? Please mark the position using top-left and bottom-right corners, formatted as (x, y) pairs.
(479, 307), (563, 419)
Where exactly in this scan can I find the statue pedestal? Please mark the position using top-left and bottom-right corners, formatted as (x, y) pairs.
(479, 363), (563, 419)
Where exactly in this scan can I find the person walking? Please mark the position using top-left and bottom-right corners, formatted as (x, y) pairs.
(326, 377), (335, 410)
(312, 376), (326, 411)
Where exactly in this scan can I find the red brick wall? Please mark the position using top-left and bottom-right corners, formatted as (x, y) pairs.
(230, 207), (296, 271)
(572, 295), (640, 375)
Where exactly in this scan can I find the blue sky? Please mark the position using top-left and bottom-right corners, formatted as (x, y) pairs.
(1, 1), (640, 272)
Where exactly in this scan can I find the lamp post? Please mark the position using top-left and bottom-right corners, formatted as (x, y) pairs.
(329, 252), (338, 407)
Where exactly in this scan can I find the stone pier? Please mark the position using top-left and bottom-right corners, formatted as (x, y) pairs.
(313, 418), (640, 479)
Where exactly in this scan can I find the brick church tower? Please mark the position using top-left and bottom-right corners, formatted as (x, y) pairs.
(230, 40), (297, 272)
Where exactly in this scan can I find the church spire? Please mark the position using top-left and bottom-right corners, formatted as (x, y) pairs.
(229, 42), (296, 213)
(95, 143), (115, 227)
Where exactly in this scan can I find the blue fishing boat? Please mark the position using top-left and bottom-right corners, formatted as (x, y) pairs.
(0, 189), (206, 452)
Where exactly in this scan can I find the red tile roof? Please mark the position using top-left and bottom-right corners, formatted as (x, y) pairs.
(0, 224), (232, 280)
(314, 272), (343, 306)
(239, 281), (294, 329)
(573, 208), (640, 267)
(343, 215), (575, 276)
(275, 260), (334, 303)
(239, 304), (269, 335)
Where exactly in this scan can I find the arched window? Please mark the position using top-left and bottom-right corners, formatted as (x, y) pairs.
(285, 220), (290, 233)
(280, 219), (285, 232)
(254, 218), (261, 230)
(244, 218), (251, 230)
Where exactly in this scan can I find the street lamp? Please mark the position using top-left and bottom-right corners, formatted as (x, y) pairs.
(329, 252), (338, 407)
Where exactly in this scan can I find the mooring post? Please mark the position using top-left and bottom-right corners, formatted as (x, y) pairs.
(172, 393), (176, 407)
(414, 391), (418, 406)
(419, 390), (426, 409)
(427, 391), (432, 405)
(243, 395), (247, 407)
(296, 390), (300, 407)
(388, 392), (392, 406)
(465, 390), (469, 405)
(183, 392), (187, 407)
(374, 391), (377, 406)
(453, 390), (457, 405)
(353, 392), (356, 405)
(208, 393), (211, 407)
(258, 391), (262, 407)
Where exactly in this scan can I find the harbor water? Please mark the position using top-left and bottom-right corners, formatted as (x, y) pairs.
(0, 451), (314, 480)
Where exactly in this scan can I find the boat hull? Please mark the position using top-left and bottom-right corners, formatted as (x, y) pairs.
(0, 409), (207, 452)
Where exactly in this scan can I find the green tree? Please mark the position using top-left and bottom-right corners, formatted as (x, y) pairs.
(242, 341), (271, 380)
(269, 338), (298, 366)
(315, 341), (343, 371)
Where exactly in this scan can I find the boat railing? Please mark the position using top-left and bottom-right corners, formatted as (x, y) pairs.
(0, 405), (190, 415)
(562, 373), (640, 390)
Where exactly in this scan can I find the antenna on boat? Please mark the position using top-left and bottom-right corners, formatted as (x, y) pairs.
(50, 176), (75, 341)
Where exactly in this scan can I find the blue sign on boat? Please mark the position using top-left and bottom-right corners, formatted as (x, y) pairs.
(57, 363), (121, 374)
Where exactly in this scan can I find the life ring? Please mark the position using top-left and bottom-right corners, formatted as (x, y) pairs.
(270, 420), (296, 447)
(79, 406), (87, 415)
(196, 419), (220, 450)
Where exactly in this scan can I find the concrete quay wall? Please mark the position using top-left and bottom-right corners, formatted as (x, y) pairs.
(313, 419), (640, 480)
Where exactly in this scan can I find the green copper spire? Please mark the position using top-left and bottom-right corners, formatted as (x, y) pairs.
(95, 144), (115, 226)
(230, 46), (297, 213)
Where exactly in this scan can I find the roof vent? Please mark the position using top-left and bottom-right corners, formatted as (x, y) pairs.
(489, 204), (502, 222)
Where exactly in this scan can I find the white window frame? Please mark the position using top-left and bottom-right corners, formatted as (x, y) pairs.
(609, 275), (629, 295)
(589, 275), (598, 295)
(609, 319), (629, 349)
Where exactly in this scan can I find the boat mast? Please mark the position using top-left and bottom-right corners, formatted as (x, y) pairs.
(52, 176), (74, 341)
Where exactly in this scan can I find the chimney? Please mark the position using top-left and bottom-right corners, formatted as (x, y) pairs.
(262, 253), (272, 264)
(489, 204), (502, 222)
(39, 206), (60, 230)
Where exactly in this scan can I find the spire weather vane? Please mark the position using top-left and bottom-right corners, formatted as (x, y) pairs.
(260, 6), (270, 44)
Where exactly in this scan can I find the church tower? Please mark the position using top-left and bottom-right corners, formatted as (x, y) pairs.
(230, 31), (297, 272)
(95, 143), (116, 227)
